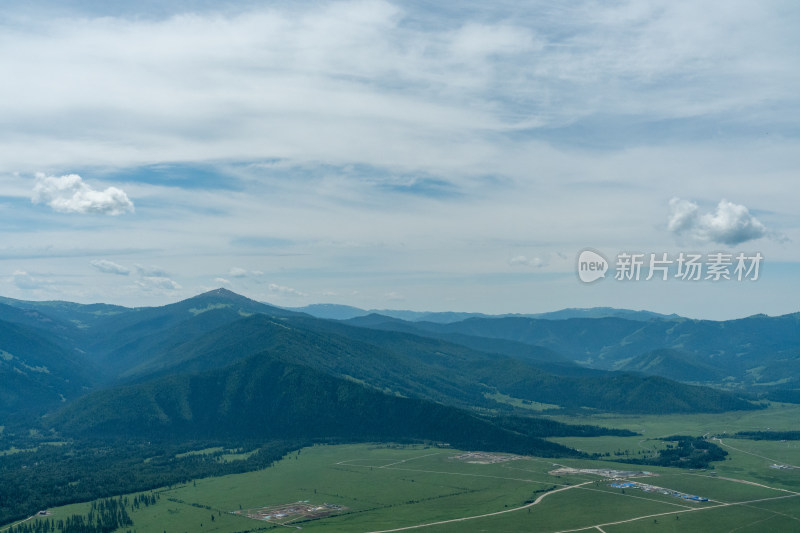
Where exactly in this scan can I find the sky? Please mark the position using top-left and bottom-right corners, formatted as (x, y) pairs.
(1, 0), (798, 319)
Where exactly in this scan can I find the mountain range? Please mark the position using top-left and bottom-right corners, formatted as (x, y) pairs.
(2, 288), (797, 448)
(345, 312), (800, 391)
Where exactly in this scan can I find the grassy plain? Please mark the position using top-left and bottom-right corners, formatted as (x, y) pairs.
(8, 403), (800, 533)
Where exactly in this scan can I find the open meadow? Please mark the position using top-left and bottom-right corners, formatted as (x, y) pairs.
(6, 403), (799, 533)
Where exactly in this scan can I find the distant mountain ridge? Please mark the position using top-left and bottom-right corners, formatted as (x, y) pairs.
(349, 313), (800, 390)
(287, 304), (681, 323)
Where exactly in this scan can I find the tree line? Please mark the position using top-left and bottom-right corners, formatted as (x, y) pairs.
(2, 494), (159, 533)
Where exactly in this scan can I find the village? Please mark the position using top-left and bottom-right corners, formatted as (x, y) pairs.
(233, 501), (345, 524)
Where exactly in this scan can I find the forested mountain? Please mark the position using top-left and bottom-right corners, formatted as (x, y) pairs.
(0, 296), (128, 330)
(107, 310), (756, 415)
(0, 289), (769, 423)
(0, 319), (96, 420)
(47, 352), (581, 458)
(0, 290), (309, 418)
(81, 288), (305, 374)
(614, 348), (729, 383)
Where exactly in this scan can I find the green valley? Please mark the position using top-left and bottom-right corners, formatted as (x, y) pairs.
(5, 402), (799, 533)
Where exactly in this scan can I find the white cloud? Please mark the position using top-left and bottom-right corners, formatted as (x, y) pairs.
(134, 264), (170, 277)
(509, 255), (545, 268)
(268, 283), (306, 297)
(90, 259), (131, 275)
(11, 270), (46, 290)
(384, 291), (404, 301)
(668, 198), (768, 245)
(229, 267), (248, 278)
(136, 276), (182, 291)
(214, 277), (231, 285)
(666, 198), (700, 234)
(32, 173), (134, 215)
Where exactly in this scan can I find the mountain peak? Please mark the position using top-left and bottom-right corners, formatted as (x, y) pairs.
(187, 287), (256, 304)
(198, 287), (242, 298)
(177, 288), (305, 319)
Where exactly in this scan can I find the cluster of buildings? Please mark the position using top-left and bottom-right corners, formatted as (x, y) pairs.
(236, 501), (345, 523)
(609, 481), (708, 502)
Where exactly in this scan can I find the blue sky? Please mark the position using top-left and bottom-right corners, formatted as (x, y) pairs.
(0, 0), (798, 319)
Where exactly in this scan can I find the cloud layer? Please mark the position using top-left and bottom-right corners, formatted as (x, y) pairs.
(32, 174), (134, 215)
(0, 1), (796, 319)
(1, 1), (797, 172)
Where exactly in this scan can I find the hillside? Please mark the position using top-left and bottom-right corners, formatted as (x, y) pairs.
(82, 288), (305, 374)
(614, 348), (729, 383)
(113, 311), (757, 415)
(0, 296), (128, 331)
(362, 314), (800, 390)
(48, 353), (579, 458)
(0, 319), (96, 420)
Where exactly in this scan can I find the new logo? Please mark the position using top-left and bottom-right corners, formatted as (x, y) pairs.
(577, 249), (608, 283)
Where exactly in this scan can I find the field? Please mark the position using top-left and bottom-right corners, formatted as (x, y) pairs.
(6, 404), (800, 533)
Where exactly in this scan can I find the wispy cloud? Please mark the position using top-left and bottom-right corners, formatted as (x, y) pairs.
(509, 255), (545, 268)
(136, 276), (182, 291)
(229, 267), (248, 278)
(0, 1), (796, 318)
(384, 291), (404, 301)
(268, 283), (305, 297)
(32, 174), (134, 215)
(134, 264), (170, 277)
(90, 259), (131, 275)
(10, 270), (49, 290)
(2, 1), (796, 173)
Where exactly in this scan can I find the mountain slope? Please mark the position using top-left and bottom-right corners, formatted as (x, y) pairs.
(393, 314), (800, 388)
(115, 313), (758, 414)
(614, 348), (729, 383)
(119, 314), (501, 410)
(0, 296), (128, 330)
(345, 313), (586, 374)
(48, 353), (578, 458)
(83, 288), (307, 374)
(0, 320), (95, 420)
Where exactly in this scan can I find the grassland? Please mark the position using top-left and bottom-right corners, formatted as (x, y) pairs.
(0, 447), (38, 457)
(8, 403), (800, 533)
(483, 391), (562, 412)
